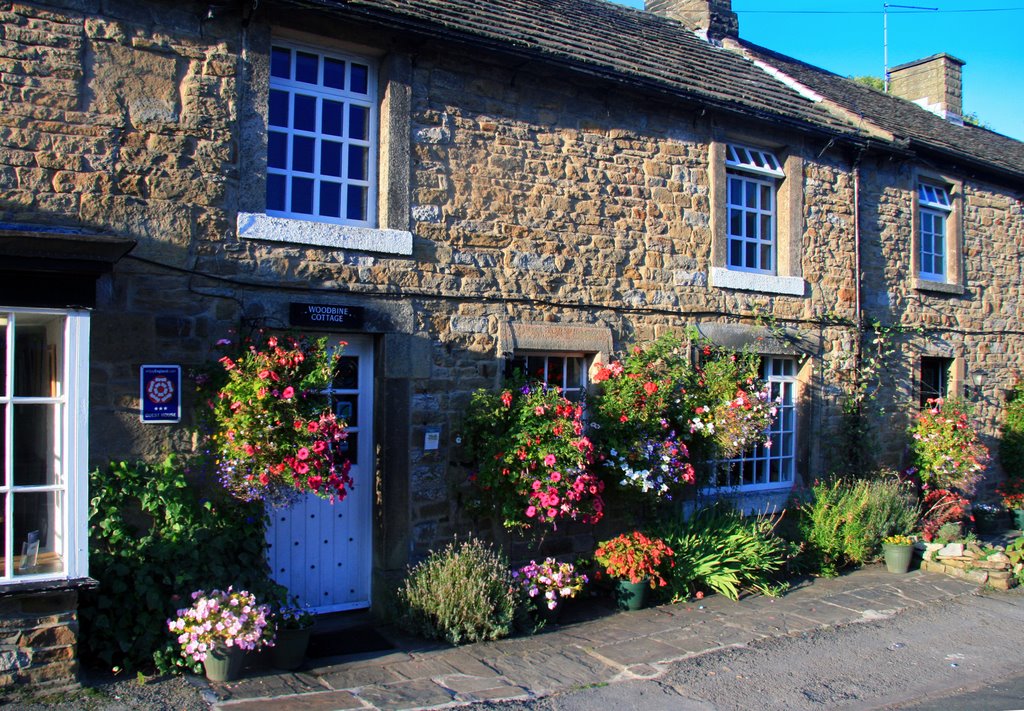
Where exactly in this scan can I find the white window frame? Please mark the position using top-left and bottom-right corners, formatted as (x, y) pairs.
(505, 352), (589, 401)
(725, 143), (783, 276)
(708, 357), (797, 492)
(0, 308), (89, 584)
(918, 182), (951, 282)
(266, 41), (379, 227)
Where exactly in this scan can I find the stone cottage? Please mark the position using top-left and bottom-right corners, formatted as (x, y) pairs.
(0, 0), (1021, 690)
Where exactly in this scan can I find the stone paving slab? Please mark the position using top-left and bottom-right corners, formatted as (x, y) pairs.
(587, 637), (689, 667)
(355, 678), (455, 710)
(218, 689), (363, 710)
(209, 568), (982, 711)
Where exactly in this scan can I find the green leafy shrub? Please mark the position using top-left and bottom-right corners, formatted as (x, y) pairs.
(1000, 383), (1024, 478)
(654, 503), (788, 601)
(80, 458), (276, 673)
(799, 475), (920, 575)
(398, 538), (520, 645)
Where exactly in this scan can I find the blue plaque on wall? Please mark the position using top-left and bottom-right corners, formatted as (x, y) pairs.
(140, 365), (181, 423)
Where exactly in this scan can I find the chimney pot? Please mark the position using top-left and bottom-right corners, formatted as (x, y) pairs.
(888, 53), (965, 122)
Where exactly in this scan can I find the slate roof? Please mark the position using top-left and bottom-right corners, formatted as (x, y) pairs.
(283, 0), (863, 137)
(739, 42), (1024, 182)
(282, 0), (1024, 181)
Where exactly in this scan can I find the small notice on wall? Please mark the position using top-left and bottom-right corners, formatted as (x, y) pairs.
(290, 302), (365, 329)
(140, 365), (181, 423)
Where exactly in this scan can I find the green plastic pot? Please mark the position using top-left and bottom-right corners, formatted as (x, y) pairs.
(203, 644), (245, 682)
(882, 543), (914, 574)
(614, 578), (650, 611)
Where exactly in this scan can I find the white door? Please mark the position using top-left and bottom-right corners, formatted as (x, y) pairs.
(266, 336), (374, 612)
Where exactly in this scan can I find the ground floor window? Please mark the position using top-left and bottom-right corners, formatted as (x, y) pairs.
(0, 308), (89, 583)
(709, 357), (797, 490)
(919, 356), (951, 408)
(505, 353), (588, 401)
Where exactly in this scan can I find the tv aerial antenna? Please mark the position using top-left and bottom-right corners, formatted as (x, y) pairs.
(884, 3), (938, 92)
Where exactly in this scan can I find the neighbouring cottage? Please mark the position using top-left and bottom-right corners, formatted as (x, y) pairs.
(0, 0), (1021, 691)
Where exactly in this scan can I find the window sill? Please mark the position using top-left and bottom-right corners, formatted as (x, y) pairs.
(913, 278), (965, 295)
(710, 268), (805, 296)
(237, 212), (413, 256)
(0, 576), (98, 597)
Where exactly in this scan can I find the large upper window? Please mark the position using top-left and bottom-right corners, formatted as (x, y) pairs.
(725, 143), (784, 275)
(917, 182), (951, 282)
(0, 309), (89, 584)
(267, 43), (378, 226)
(709, 357), (796, 491)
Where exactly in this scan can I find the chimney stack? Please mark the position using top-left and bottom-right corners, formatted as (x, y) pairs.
(888, 53), (965, 122)
(645, 0), (738, 42)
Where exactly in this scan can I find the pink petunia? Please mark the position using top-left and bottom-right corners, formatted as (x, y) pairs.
(282, 386), (295, 399)
(543, 454), (557, 467)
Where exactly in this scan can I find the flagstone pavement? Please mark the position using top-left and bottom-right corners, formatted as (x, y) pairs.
(202, 567), (980, 711)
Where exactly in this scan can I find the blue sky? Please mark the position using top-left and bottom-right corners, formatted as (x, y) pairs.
(611, 1), (1024, 142)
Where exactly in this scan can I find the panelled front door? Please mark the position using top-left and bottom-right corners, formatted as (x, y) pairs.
(266, 336), (374, 612)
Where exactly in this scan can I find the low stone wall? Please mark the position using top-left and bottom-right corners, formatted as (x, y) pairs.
(0, 591), (79, 693)
(918, 541), (1019, 590)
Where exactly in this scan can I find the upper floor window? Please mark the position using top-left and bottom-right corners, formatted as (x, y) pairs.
(267, 43), (378, 227)
(725, 144), (784, 275)
(918, 182), (952, 282)
(709, 357), (797, 491)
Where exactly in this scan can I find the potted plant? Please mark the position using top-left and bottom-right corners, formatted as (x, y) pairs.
(513, 558), (588, 622)
(881, 535), (916, 574)
(594, 531), (674, 610)
(167, 587), (275, 681)
(972, 501), (1010, 534)
(997, 478), (1024, 531)
(270, 598), (315, 670)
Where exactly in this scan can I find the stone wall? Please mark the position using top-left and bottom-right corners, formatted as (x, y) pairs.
(0, 591), (79, 693)
(859, 155), (1024, 484)
(2, 0), (1021, 663)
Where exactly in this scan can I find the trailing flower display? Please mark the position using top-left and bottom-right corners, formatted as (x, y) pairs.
(463, 381), (604, 529)
(609, 433), (695, 498)
(205, 333), (353, 504)
(167, 588), (275, 663)
(513, 558), (588, 611)
(589, 333), (776, 493)
(594, 531), (675, 588)
(909, 398), (988, 494)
